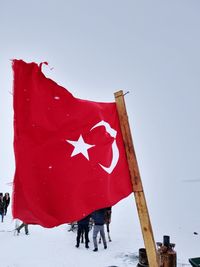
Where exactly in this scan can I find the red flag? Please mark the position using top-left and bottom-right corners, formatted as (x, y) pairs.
(12, 60), (132, 227)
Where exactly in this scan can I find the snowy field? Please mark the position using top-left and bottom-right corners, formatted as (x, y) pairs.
(1, 191), (199, 267)
(1, 1), (200, 266)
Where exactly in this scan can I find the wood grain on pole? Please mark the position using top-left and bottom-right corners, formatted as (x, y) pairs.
(114, 90), (159, 267)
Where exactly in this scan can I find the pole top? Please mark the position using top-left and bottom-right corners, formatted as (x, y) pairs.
(114, 90), (130, 98)
(114, 90), (123, 98)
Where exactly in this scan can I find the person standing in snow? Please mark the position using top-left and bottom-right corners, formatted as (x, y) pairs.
(0, 194), (5, 222)
(92, 208), (107, 252)
(100, 206), (112, 242)
(76, 214), (91, 249)
(3, 192), (10, 215)
(16, 221), (29, 235)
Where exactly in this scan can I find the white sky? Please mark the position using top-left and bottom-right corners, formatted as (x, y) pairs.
(0, 1), (200, 264)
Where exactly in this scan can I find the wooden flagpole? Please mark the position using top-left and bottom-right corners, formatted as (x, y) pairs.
(114, 90), (159, 267)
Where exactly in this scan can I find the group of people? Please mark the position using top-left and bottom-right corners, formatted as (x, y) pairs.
(0, 192), (10, 222)
(0, 191), (29, 235)
(0, 193), (109, 244)
(75, 207), (112, 252)
(15, 207), (111, 240)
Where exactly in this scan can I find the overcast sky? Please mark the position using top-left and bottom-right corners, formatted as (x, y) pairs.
(0, 0), (200, 239)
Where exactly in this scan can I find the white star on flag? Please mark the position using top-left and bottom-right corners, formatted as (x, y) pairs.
(66, 135), (95, 160)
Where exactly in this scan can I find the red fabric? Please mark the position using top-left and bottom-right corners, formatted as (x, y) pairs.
(12, 59), (132, 228)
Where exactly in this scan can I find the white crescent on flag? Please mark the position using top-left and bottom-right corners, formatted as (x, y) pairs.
(90, 120), (119, 174)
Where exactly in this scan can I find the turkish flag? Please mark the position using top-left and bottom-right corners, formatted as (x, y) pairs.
(12, 60), (132, 227)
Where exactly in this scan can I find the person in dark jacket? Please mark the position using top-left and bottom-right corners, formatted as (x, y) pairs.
(3, 193), (10, 215)
(0, 194), (5, 222)
(92, 208), (107, 252)
(76, 214), (91, 249)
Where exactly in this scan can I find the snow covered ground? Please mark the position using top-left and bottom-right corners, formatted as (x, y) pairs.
(1, 191), (199, 267)
(1, 1), (200, 266)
